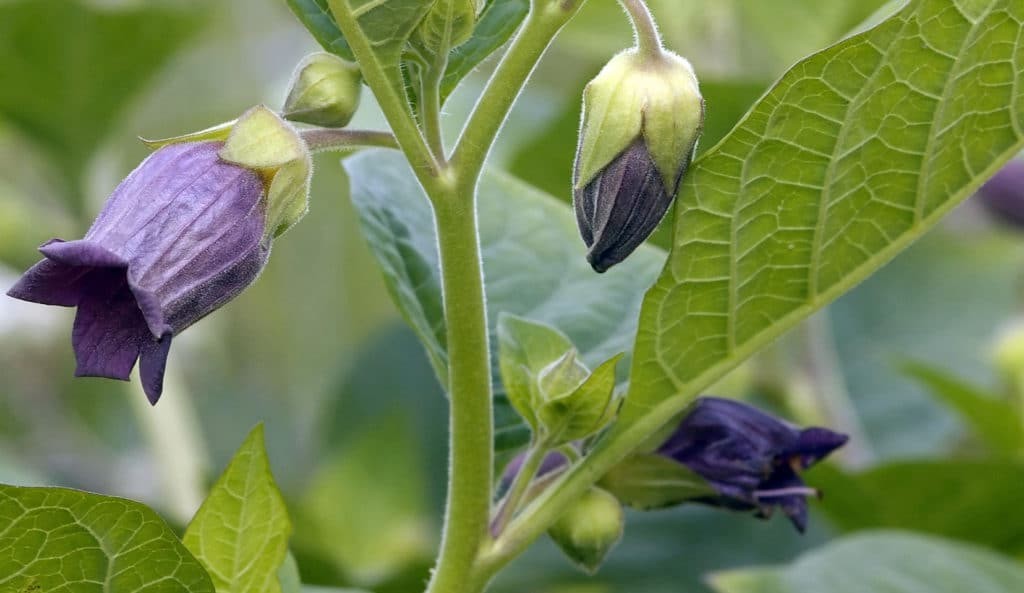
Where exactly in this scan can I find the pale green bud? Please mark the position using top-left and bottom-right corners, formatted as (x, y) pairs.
(412, 0), (483, 55)
(992, 318), (1024, 387)
(574, 48), (704, 272)
(548, 487), (624, 574)
(283, 52), (362, 128)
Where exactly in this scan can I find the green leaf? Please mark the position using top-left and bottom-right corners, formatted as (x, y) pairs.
(0, 484), (215, 592)
(541, 354), (623, 444)
(286, 0), (355, 60)
(325, 0), (432, 101)
(345, 150), (663, 449)
(621, 0), (1024, 432)
(498, 314), (576, 429)
(809, 460), (1024, 556)
(184, 425), (292, 593)
(899, 360), (1023, 454)
(598, 453), (715, 510)
(0, 0), (203, 208)
(440, 0), (530, 101)
(709, 531), (1024, 593)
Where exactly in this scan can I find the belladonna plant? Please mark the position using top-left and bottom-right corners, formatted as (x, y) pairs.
(4, 0), (1024, 591)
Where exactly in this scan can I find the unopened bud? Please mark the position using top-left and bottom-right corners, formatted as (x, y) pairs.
(283, 52), (362, 128)
(547, 487), (624, 574)
(412, 0), (482, 55)
(573, 48), (703, 272)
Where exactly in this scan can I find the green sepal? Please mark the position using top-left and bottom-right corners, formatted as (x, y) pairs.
(547, 486), (624, 574)
(539, 353), (623, 445)
(283, 52), (362, 128)
(575, 48), (704, 192)
(599, 452), (716, 510)
(497, 313), (575, 430)
(219, 105), (313, 239)
(139, 119), (236, 149)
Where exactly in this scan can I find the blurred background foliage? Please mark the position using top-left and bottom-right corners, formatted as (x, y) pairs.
(1, 0), (1023, 592)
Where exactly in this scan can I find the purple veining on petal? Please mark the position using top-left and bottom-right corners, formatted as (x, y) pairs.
(6, 141), (269, 404)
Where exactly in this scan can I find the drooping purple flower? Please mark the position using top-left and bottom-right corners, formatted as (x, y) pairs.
(657, 397), (847, 532)
(7, 142), (269, 404)
(977, 158), (1024, 227)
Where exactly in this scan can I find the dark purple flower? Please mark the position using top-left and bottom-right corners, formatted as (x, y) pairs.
(657, 397), (847, 532)
(7, 142), (269, 404)
(977, 158), (1024, 227)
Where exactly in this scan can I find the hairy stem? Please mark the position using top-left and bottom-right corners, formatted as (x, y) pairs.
(490, 438), (547, 537)
(451, 0), (584, 185)
(299, 128), (399, 153)
(327, 0), (438, 176)
(422, 57), (449, 159)
(618, 0), (663, 58)
(424, 195), (495, 593)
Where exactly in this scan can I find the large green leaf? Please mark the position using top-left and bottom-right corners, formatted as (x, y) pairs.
(621, 0), (1024, 432)
(184, 425), (292, 593)
(344, 150), (663, 449)
(0, 0), (203, 209)
(709, 531), (1024, 593)
(0, 484), (214, 592)
(809, 461), (1024, 556)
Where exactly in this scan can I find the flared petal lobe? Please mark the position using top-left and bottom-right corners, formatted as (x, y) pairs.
(6, 141), (268, 403)
(657, 397), (847, 532)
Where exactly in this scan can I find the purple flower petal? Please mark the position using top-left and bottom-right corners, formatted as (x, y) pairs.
(7, 141), (270, 404)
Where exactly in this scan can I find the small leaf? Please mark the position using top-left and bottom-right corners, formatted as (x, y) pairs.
(620, 0), (1024, 435)
(540, 354), (624, 444)
(899, 360), (1023, 454)
(599, 452), (715, 510)
(498, 314), (576, 428)
(0, 484), (215, 592)
(345, 150), (662, 450)
(709, 531), (1024, 593)
(184, 424), (292, 593)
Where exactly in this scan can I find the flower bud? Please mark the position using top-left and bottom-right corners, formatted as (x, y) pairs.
(412, 0), (482, 55)
(283, 52), (362, 128)
(574, 48), (704, 272)
(992, 317), (1024, 387)
(547, 487), (624, 574)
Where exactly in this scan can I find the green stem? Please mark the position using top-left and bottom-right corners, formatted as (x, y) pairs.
(424, 195), (495, 593)
(490, 438), (547, 537)
(451, 0), (584, 184)
(299, 128), (399, 153)
(422, 57), (448, 159)
(618, 0), (663, 58)
(475, 409), (663, 581)
(328, 1), (438, 176)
